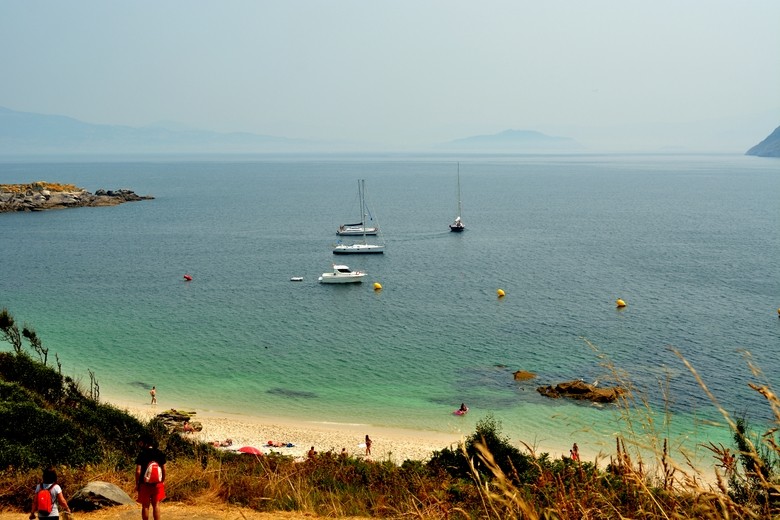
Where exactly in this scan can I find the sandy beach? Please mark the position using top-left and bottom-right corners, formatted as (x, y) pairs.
(114, 401), (471, 464)
(110, 399), (722, 488)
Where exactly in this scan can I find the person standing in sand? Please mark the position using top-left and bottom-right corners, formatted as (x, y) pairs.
(365, 435), (372, 456)
(150, 386), (157, 405)
(570, 443), (580, 461)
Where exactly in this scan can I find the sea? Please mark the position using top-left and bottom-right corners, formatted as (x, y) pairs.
(1, 153), (778, 461)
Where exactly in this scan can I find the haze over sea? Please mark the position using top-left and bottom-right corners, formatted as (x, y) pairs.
(1, 154), (778, 458)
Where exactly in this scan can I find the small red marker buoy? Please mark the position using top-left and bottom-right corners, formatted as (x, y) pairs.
(183, 274), (193, 281)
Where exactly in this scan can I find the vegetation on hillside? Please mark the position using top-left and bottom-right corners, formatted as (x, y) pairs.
(1, 307), (778, 518)
(0, 182), (81, 194)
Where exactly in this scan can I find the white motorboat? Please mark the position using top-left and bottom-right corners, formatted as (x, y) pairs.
(333, 179), (385, 254)
(318, 264), (367, 284)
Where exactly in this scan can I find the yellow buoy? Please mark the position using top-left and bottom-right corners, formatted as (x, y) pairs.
(497, 289), (505, 297)
(616, 298), (626, 308)
(373, 282), (382, 291)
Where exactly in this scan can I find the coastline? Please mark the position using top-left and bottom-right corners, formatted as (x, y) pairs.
(107, 397), (722, 486)
(108, 398), (581, 465)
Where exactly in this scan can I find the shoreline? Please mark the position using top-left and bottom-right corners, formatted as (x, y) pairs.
(109, 398), (580, 465)
(108, 398), (722, 486)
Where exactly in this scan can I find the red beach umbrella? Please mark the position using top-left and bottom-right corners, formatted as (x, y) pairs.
(238, 446), (263, 456)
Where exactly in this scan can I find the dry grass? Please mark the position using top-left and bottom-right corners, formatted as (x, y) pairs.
(0, 181), (81, 193)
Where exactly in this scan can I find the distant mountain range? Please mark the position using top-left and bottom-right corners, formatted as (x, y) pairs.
(5, 105), (775, 155)
(437, 129), (581, 152)
(745, 125), (780, 157)
(0, 106), (321, 154)
(0, 106), (580, 155)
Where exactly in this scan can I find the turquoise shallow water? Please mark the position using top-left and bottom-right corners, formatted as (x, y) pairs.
(1, 154), (778, 457)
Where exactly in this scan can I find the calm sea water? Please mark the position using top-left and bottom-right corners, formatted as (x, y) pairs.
(1, 154), (778, 457)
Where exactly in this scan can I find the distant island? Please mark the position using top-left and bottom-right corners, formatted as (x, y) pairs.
(745, 125), (780, 157)
(437, 129), (581, 152)
(0, 181), (153, 213)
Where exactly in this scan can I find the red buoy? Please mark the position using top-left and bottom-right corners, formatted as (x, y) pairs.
(183, 274), (193, 281)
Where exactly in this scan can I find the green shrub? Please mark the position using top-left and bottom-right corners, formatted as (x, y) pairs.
(428, 413), (535, 486)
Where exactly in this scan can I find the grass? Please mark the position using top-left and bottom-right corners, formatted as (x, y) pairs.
(1, 307), (779, 518)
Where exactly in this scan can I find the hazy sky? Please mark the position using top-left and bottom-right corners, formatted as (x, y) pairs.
(2, 1), (779, 150)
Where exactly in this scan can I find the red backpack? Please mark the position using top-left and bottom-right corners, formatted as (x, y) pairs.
(143, 461), (163, 484)
(35, 484), (54, 514)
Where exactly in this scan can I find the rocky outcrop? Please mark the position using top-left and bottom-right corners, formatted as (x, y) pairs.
(155, 409), (203, 434)
(0, 181), (153, 213)
(536, 380), (626, 403)
(513, 370), (536, 381)
(69, 481), (134, 511)
(746, 125), (780, 157)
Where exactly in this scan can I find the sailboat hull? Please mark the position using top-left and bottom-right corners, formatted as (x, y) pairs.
(337, 226), (378, 236)
(333, 244), (385, 254)
(449, 224), (465, 232)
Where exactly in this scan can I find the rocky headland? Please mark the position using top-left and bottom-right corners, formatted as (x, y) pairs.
(745, 125), (780, 157)
(0, 181), (153, 213)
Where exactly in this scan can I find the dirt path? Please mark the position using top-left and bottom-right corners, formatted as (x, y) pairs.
(1, 503), (371, 520)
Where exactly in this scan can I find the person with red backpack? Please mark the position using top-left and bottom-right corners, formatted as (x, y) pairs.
(29, 467), (71, 519)
(135, 434), (167, 520)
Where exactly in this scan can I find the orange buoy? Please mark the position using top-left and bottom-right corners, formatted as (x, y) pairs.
(373, 282), (382, 291)
(616, 298), (626, 308)
(497, 289), (505, 298)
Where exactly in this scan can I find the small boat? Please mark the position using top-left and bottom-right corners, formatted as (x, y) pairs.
(333, 179), (385, 254)
(337, 180), (379, 236)
(337, 223), (378, 236)
(290, 277), (303, 282)
(333, 242), (385, 254)
(449, 163), (465, 232)
(318, 264), (366, 284)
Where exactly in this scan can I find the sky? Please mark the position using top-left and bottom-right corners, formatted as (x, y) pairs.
(1, 1), (779, 152)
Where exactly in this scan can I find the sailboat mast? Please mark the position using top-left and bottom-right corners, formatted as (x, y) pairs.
(360, 179), (367, 243)
(456, 163), (462, 218)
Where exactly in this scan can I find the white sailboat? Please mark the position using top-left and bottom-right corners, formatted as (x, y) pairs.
(449, 163), (465, 232)
(333, 179), (385, 254)
(337, 179), (379, 235)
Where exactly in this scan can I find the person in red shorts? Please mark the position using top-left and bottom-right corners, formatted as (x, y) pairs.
(135, 434), (167, 520)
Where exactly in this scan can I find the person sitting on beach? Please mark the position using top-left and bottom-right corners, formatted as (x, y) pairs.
(307, 446), (316, 460)
(340, 447), (348, 459)
(182, 421), (194, 433)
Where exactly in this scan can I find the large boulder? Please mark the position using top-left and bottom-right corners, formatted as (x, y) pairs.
(69, 481), (135, 511)
(513, 370), (536, 381)
(536, 380), (625, 403)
